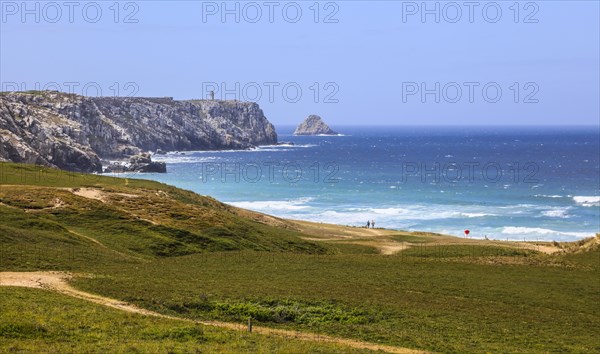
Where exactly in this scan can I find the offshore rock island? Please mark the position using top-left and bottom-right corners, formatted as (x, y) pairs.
(0, 91), (277, 173)
(294, 115), (338, 136)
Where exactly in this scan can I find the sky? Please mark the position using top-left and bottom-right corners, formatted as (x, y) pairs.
(1, 0), (599, 126)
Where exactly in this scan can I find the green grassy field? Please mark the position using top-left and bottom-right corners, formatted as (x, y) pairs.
(1, 162), (599, 353)
(0, 287), (368, 353)
(69, 250), (599, 353)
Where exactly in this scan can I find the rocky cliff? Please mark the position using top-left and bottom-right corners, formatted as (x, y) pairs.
(0, 91), (277, 172)
(294, 115), (338, 136)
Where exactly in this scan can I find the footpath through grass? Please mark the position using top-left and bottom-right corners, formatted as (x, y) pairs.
(0, 287), (369, 353)
(71, 249), (600, 353)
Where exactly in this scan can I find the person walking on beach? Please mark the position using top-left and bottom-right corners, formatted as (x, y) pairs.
(371, 220), (376, 228)
(366, 220), (371, 228)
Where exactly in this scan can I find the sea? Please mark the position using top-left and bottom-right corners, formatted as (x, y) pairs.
(125, 126), (600, 242)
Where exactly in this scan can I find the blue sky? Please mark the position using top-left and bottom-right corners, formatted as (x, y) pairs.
(1, 1), (599, 126)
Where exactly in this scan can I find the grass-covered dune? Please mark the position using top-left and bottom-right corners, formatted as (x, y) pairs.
(1, 162), (599, 353)
(0, 162), (327, 269)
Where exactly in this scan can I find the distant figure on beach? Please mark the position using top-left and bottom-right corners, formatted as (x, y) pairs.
(371, 220), (376, 228)
(366, 220), (371, 228)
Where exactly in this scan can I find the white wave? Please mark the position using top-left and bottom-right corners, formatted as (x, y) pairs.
(154, 145), (311, 157)
(292, 197), (315, 203)
(223, 198), (596, 241)
(257, 144), (316, 149)
(319, 206), (495, 221)
(371, 207), (411, 216)
(227, 197), (314, 211)
(152, 155), (219, 164)
(249, 148), (293, 152)
(573, 196), (600, 207)
(501, 226), (592, 238)
(498, 204), (537, 211)
(541, 207), (571, 218)
(462, 212), (495, 218)
(534, 194), (564, 198)
(231, 204), (454, 224)
(167, 150), (238, 154)
(151, 145), (317, 161)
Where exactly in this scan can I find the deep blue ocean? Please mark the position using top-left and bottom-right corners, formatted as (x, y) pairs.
(131, 126), (599, 241)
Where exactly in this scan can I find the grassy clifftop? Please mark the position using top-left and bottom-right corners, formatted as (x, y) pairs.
(0, 162), (326, 270)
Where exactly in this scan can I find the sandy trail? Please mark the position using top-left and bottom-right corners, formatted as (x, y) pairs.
(0, 271), (426, 354)
(377, 243), (410, 255)
(512, 243), (562, 254)
(300, 227), (411, 255)
(294, 220), (565, 256)
(71, 188), (107, 202)
(0, 272), (159, 316)
(71, 187), (140, 203)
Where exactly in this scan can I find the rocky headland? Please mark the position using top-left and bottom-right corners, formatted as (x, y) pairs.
(0, 91), (277, 172)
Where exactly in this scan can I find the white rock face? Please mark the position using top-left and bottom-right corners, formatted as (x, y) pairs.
(293, 115), (338, 136)
(0, 91), (278, 172)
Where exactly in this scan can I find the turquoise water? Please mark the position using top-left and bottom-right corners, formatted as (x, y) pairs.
(127, 126), (599, 241)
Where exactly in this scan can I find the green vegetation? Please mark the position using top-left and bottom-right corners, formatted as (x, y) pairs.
(401, 244), (536, 258)
(70, 249), (599, 353)
(1, 162), (599, 353)
(0, 162), (326, 270)
(0, 287), (367, 353)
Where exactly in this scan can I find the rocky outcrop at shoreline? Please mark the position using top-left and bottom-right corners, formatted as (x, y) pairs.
(104, 153), (167, 173)
(0, 91), (277, 172)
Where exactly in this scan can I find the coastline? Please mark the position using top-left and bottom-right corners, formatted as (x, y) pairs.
(130, 127), (600, 243)
(234, 209), (598, 255)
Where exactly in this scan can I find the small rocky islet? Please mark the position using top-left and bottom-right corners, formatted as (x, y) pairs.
(293, 115), (338, 136)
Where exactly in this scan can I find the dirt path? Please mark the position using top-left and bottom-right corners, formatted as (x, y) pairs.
(378, 242), (410, 255)
(512, 242), (562, 254)
(70, 187), (140, 203)
(71, 188), (107, 202)
(298, 224), (412, 255)
(293, 220), (565, 256)
(0, 271), (427, 354)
